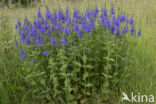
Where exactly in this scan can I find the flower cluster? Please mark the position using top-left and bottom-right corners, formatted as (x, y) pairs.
(15, 7), (141, 61)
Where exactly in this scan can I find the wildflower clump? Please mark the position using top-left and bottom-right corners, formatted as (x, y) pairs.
(15, 7), (141, 103)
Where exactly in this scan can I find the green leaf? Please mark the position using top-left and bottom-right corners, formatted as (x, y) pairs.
(104, 81), (109, 88)
(109, 58), (115, 62)
(103, 57), (115, 62)
(83, 64), (94, 68)
(82, 55), (87, 64)
(60, 64), (68, 70)
(83, 72), (89, 80)
(40, 79), (46, 86)
(73, 61), (81, 67)
(64, 78), (70, 87)
(102, 73), (112, 79)
(31, 80), (37, 86)
(86, 83), (93, 87)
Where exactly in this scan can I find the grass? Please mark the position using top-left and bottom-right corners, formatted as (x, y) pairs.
(0, 0), (156, 103)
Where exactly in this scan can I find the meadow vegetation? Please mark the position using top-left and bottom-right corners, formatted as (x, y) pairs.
(0, 0), (156, 104)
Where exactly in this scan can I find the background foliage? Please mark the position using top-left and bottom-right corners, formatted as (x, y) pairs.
(0, 0), (156, 104)
(0, 0), (40, 7)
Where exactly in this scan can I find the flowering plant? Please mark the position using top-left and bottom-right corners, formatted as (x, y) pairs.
(15, 7), (141, 103)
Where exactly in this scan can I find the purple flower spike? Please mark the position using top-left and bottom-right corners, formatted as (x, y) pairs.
(20, 49), (26, 60)
(73, 9), (80, 19)
(122, 24), (129, 34)
(36, 34), (42, 46)
(110, 7), (115, 15)
(45, 9), (52, 19)
(63, 28), (70, 35)
(57, 23), (62, 31)
(74, 25), (79, 33)
(61, 38), (67, 45)
(116, 27), (120, 37)
(114, 19), (120, 27)
(93, 8), (99, 16)
(43, 51), (49, 56)
(15, 24), (18, 29)
(105, 19), (111, 29)
(111, 25), (115, 34)
(77, 31), (83, 38)
(32, 60), (36, 63)
(24, 18), (28, 25)
(25, 36), (30, 46)
(137, 29), (142, 37)
(131, 26), (135, 35)
(18, 20), (21, 26)
(14, 39), (18, 46)
(66, 9), (70, 16)
(86, 11), (91, 18)
(37, 9), (42, 18)
(129, 18), (134, 25)
(51, 37), (57, 45)
(103, 8), (108, 18)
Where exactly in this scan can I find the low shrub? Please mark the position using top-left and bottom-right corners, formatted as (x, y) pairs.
(14, 7), (141, 103)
